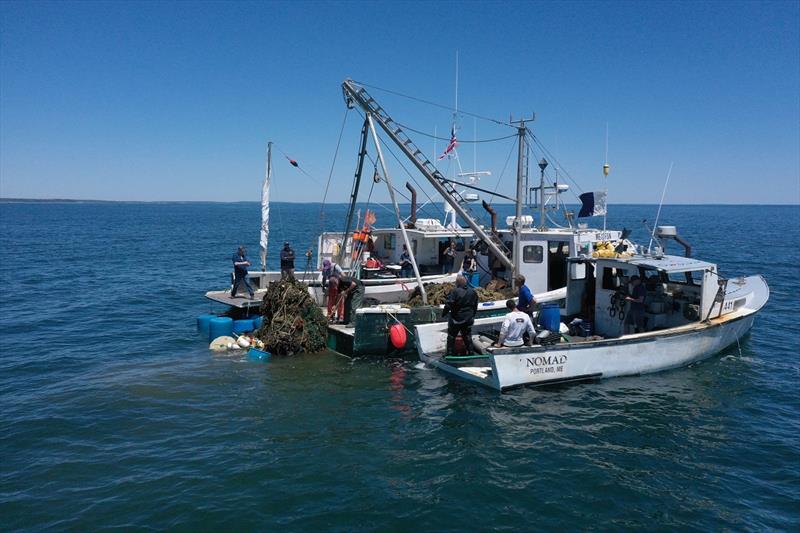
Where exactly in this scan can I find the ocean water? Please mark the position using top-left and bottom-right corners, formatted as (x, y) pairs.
(1, 201), (798, 531)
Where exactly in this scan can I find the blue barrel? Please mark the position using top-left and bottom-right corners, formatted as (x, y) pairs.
(232, 318), (255, 334)
(247, 347), (271, 361)
(251, 315), (264, 329)
(539, 303), (561, 332)
(197, 313), (217, 336)
(208, 316), (234, 342)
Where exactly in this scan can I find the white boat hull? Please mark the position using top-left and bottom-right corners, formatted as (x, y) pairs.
(415, 275), (768, 391)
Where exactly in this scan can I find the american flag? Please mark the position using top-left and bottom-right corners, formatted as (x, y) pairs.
(438, 126), (458, 160)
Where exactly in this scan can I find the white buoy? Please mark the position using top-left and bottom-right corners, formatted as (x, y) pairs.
(237, 336), (251, 349)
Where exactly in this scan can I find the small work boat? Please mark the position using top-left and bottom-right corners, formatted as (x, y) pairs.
(414, 229), (769, 390)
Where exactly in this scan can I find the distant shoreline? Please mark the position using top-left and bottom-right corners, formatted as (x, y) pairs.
(1, 197), (798, 206)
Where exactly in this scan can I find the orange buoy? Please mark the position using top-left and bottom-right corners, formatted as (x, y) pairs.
(389, 322), (407, 349)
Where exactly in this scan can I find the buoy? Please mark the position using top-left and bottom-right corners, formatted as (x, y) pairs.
(388, 322), (407, 349)
(232, 318), (255, 334)
(209, 317), (234, 342)
(209, 335), (236, 351)
(197, 313), (217, 336)
(237, 336), (251, 349)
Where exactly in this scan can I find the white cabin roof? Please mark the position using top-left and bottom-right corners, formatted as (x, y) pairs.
(602, 254), (716, 273)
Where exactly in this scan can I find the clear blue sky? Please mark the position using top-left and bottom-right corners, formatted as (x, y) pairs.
(1, 0), (798, 204)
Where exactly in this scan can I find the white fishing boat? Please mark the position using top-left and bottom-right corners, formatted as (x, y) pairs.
(204, 143), (464, 310)
(414, 227), (769, 390)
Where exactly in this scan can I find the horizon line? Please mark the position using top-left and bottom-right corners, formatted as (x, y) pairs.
(1, 197), (799, 207)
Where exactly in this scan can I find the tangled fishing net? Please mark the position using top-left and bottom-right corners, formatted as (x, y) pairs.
(406, 282), (512, 307)
(255, 279), (328, 355)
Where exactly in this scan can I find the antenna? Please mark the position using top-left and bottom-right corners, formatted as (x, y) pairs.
(603, 122), (610, 231)
(648, 162), (674, 253)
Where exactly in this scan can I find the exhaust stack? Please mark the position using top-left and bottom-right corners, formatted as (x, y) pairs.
(482, 200), (497, 233)
(656, 226), (692, 257)
(405, 182), (417, 228)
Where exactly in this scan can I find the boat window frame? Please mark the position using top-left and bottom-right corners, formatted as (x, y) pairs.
(523, 245), (544, 263)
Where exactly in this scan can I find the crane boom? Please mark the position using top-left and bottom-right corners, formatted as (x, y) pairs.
(341, 79), (514, 271)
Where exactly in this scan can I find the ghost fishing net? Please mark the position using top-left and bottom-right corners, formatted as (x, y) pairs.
(256, 279), (328, 355)
(406, 282), (512, 307)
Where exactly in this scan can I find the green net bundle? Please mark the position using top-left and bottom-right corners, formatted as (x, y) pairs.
(406, 282), (512, 307)
(256, 279), (328, 355)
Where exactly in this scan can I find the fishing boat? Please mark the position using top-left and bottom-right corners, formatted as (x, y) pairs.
(414, 226), (769, 390)
(204, 143), (464, 310)
(203, 79), (641, 358)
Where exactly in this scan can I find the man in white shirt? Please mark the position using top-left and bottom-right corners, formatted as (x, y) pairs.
(494, 299), (535, 348)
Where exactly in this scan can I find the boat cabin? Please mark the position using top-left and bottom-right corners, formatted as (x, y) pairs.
(491, 223), (626, 294)
(318, 221), (474, 277)
(567, 254), (721, 338)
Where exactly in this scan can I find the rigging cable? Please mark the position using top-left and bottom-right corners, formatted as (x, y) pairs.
(351, 79), (515, 128)
(394, 121), (517, 143)
(318, 107), (351, 233)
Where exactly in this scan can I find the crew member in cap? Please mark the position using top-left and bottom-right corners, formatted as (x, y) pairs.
(322, 259), (344, 321)
(625, 275), (647, 334)
(231, 245), (255, 299)
(280, 241), (296, 280)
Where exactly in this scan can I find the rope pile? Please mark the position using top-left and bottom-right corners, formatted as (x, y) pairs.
(256, 279), (328, 355)
(406, 282), (512, 307)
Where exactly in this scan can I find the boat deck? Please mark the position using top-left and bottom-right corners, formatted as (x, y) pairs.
(206, 290), (265, 309)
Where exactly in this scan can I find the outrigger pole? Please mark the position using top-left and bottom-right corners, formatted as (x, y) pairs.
(338, 118), (370, 268)
(366, 113), (427, 304)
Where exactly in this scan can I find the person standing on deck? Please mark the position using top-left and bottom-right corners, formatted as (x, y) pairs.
(493, 299), (536, 347)
(400, 244), (413, 278)
(231, 245), (255, 299)
(515, 275), (536, 315)
(625, 275), (646, 334)
(443, 275), (479, 357)
(442, 241), (456, 274)
(322, 259), (344, 321)
(462, 248), (479, 287)
(330, 274), (364, 326)
(280, 241), (296, 280)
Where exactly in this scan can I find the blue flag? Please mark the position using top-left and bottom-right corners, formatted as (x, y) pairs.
(578, 191), (607, 218)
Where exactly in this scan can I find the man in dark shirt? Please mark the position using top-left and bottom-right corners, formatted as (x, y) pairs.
(280, 241), (296, 280)
(443, 275), (479, 357)
(331, 274), (364, 326)
(625, 275), (647, 334)
(231, 245), (255, 299)
(399, 244), (412, 278)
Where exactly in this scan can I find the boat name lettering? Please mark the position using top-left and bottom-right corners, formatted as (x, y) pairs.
(596, 231), (615, 241)
(526, 354), (567, 375)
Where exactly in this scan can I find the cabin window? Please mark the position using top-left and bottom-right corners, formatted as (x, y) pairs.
(601, 267), (625, 290)
(667, 270), (703, 285)
(570, 262), (586, 280)
(384, 234), (395, 250)
(523, 245), (543, 263)
(549, 241), (570, 255)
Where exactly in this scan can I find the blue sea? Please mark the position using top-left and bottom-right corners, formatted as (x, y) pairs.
(1, 201), (798, 531)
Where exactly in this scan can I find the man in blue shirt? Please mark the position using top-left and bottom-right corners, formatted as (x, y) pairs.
(516, 275), (535, 315)
(231, 246), (255, 299)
